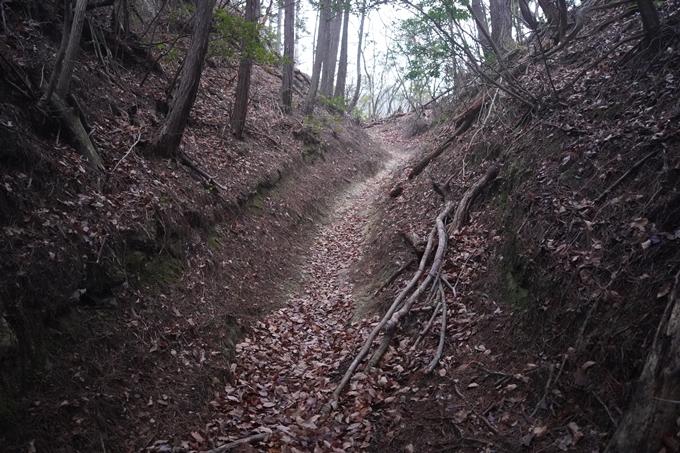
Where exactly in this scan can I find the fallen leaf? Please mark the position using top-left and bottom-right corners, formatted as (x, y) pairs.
(581, 361), (596, 370)
(191, 431), (204, 443)
(658, 281), (672, 298)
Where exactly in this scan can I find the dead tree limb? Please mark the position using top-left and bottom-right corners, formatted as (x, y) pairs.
(595, 147), (659, 204)
(374, 259), (415, 296)
(178, 152), (227, 191)
(203, 433), (270, 453)
(320, 212), (444, 415)
(449, 162), (500, 233)
(368, 201), (455, 368)
(49, 92), (105, 170)
(426, 282), (447, 373)
(409, 96), (486, 179)
(413, 298), (442, 350)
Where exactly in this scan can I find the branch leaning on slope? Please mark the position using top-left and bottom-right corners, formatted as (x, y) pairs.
(408, 95), (487, 179)
(319, 206), (448, 415)
(450, 162), (501, 233)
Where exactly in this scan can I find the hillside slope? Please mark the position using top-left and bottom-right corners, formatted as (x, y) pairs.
(0, 4), (386, 451)
(356, 3), (680, 452)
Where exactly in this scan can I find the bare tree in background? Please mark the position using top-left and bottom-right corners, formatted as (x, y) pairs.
(320, 1), (342, 98)
(153, 0), (216, 156)
(347, 0), (366, 112)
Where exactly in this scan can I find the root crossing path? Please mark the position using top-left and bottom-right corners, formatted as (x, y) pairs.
(181, 143), (412, 452)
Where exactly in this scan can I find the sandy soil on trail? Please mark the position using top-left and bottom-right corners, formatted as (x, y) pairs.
(150, 137), (411, 452)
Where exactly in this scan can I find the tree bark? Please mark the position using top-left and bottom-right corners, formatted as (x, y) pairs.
(471, 0), (492, 57)
(332, 3), (350, 102)
(347, 3), (366, 112)
(605, 269), (680, 453)
(49, 92), (105, 170)
(152, 0), (216, 156)
(636, 0), (660, 41)
(41, 0), (72, 107)
(557, 0), (568, 41)
(320, 1), (342, 98)
(518, 0), (538, 30)
(231, 0), (260, 139)
(56, 0), (88, 97)
(303, 0), (330, 114)
(489, 0), (514, 54)
(276, 0), (283, 53)
(281, 0), (295, 112)
(536, 0), (560, 26)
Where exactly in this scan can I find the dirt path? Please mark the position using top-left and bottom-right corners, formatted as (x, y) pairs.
(157, 139), (410, 452)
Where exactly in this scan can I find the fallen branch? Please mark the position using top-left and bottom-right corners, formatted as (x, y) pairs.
(413, 299), (442, 350)
(320, 224), (440, 415)
(408, 97), (486, 179)
(374, 259), (415, 297)
(49, 92), (105, 170)
(203, 433), (270, 453)
(450, 162), (501, 233)
(178, 151), (227, 191)
(595, 147), (659, 204)
(426, 283), (447, 373)
(368, 200), (455, 368)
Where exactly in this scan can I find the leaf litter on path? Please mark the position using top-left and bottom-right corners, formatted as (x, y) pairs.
(153, 154), (415, 452)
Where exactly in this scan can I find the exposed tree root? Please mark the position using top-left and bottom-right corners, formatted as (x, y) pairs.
(373, 259), (415, 296)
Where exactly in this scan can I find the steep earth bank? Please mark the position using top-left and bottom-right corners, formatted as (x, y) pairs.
(0, 6), (387, 450)
(354, 8), (680, 450)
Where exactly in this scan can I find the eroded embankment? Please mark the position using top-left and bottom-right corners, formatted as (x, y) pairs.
(141, 138), (412, 452)
(0, 113), (386, 453)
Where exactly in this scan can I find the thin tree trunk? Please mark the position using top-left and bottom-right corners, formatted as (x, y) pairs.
(605, 269), (680, 453)
(518, 0), (538, 30)
(152, 0), (216, 156)
(276, 0), (283, 53)
(347, 4), (365, 112)
(303, 0), (330, 114)
(320, 1), (341, 98)
(56, 0), (88, 97)
(231, 0), (260, 139)
(557, 0), (568, 41)
(41, 0), (72, 106)
(281, 0), (295, 112)
(537, 0), (560, 26)
(333, 3), (350, 102)
(471, 0), (491, 57)
(636, 0), (660, 41)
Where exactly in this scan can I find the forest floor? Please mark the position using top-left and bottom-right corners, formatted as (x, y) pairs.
(3, 2), (680, 453)
(161, 134), (415, 453)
